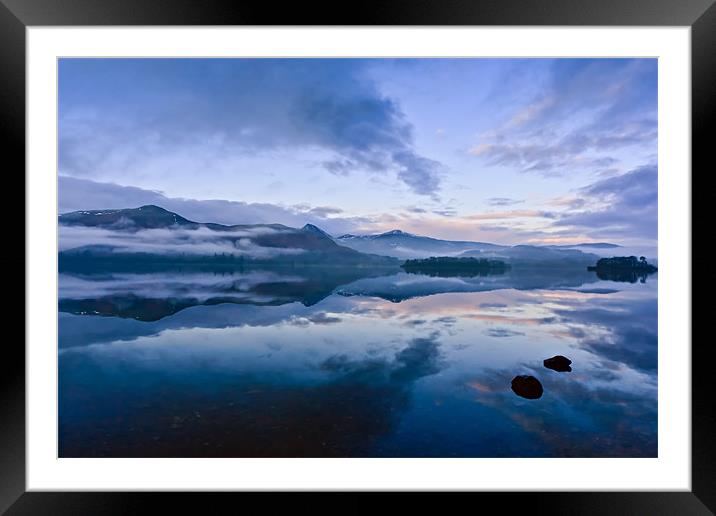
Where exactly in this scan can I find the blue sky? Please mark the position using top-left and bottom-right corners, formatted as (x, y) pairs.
(58, 58), (657, 247)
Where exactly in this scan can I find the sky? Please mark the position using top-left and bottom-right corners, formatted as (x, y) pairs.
(58, 58), (657, 248)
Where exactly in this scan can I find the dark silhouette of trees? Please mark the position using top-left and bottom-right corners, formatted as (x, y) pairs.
(588, 256), (657, 271)
(587, 256), (657, 283)
(401, 257), (509, 277)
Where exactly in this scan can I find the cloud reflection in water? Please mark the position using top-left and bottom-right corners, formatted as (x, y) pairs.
(58, 270), (657, 457)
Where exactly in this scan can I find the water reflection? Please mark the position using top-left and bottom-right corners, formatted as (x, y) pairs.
(58, 267), (657, 457)
(402, 267), (507, 279)
(59, 268), (392, 321)
(593, 269), (656, 283)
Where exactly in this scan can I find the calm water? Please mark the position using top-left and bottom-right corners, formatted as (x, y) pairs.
(58, 267), (657, 457)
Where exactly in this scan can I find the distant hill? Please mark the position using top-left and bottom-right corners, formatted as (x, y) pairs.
(59, 205), (198, 229)
(58, 205), (399, 269)
(335, 230), (501, 259)
(60, 205), (288, 232)
(58, 205), (615, 269)
(545, 242), (621, 249)
(335, 229), (602, 266)
(460, 245), (599, 267)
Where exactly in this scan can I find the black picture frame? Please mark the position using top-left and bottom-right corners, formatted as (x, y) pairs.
(2, 0), (711, 513)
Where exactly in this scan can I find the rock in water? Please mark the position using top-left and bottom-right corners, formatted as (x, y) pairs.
(543, 355), (572, 372)
(511, 375), (543, 399)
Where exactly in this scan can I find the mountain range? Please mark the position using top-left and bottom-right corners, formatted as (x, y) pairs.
(58, 205), (615, 268)
(335, 230), (613, 264)
(59, 205), (397, 268)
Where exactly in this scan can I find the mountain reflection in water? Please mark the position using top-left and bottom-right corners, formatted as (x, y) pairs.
(59, 266), (657, 457)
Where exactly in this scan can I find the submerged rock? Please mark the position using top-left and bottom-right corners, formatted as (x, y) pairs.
(511, 375), (543, 399)
(543, 355), (572, 372)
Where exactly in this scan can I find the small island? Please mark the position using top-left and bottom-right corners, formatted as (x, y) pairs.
(587, 256), (657, 283)
(401, 256), (510, 278)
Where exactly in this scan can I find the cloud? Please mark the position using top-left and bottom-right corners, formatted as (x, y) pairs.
(59, 58), (443, 197)
(391, 150), (443, 197)
(479, 303), (507, 309)
(390, 334), (443, 381)
(554, 295), (658, 373)
(548, 196), (587, 210)
(553, 164), (657, 241)
(60, 328), (446, 457)
(59, 176), (367, 236)
(290, 312), (343, 326)
(466, 209), (556, 221)
(486, 197), (524, 207)
(59, 224), (306, 258)
(58, 176), (558, 247)
(470, 59), (657, 175)
(432, 208), (457, 217)
(470, 142), (638, 175)
(483, 327), (525, 338)
(475, 224), (515, 233)
(305, 206), (344, 217)
(467, 367), (656, 457)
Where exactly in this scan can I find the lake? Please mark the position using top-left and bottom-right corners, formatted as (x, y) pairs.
(58, 267), (657, 457)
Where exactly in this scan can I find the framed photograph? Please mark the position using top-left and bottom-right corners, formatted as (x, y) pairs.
(4, 0), (712, 512)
